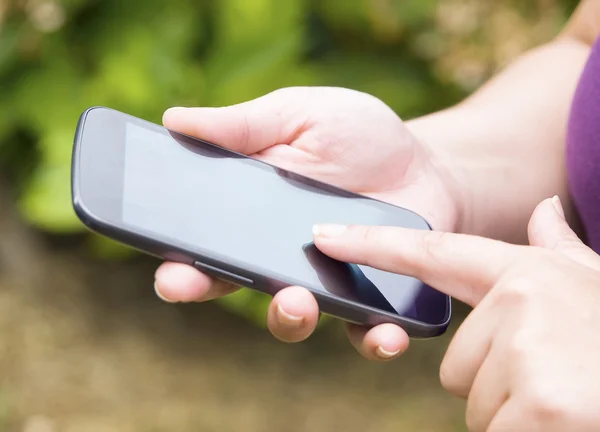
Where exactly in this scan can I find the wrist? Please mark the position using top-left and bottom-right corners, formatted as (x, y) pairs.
(429, 157), (469, 236)
(405, 106), (527, 243)
(404, 108), (472, 236)
(407, 109), (562, 244)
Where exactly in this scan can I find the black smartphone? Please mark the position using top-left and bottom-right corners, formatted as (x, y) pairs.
(71, 107), (451, 338)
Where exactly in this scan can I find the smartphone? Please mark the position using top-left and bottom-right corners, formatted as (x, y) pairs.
(71, 107), (451, 338)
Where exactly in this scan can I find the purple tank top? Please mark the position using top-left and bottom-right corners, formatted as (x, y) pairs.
(567, 37), (600, 253)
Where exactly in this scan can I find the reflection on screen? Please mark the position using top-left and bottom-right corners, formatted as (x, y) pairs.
(122, 123), (447, 324)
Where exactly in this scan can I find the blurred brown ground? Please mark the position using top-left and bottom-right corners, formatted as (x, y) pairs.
(0, 183), (468, 431)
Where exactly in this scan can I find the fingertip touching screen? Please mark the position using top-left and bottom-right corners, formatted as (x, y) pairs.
(117, 120), (449, 325)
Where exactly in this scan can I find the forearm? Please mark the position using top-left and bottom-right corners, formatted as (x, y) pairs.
(406, 37), (591, 244)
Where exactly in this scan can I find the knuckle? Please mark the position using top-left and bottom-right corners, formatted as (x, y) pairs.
(523, 382), (568, 424)
(420, 231), (449, 258)
(270, 87), (291, 96)
(271, 86), (311, 103)
(356, 225), (381, 268)
(413, 230), (451, 277)
(439, 358), (464, 396)
(493, 275), (537, 308)
(438, 361), (454, 392)
(352, 224), (379, 245)
(237, 115), (252, 152)
(505, 328), (534, 363)
(553, 236), (582, 253)
(269, 86), (297, 99)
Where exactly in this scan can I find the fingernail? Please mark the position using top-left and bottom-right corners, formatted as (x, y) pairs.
(276, 304), (304, 328)
(551, 195), (565, 220)
(165, 106), (187, 112)
(375, 345), (401, 360)
(154, 281), (178, 303)
(163, 107), (188, 118)
(313, 224), (347, 238)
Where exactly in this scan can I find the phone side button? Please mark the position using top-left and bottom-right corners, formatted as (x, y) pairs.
(193, 261), (254, 286)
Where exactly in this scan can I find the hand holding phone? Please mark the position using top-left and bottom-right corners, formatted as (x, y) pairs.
(73, 87), (461, 361)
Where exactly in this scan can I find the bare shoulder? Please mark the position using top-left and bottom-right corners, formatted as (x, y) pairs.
(561, 0), (600, 45)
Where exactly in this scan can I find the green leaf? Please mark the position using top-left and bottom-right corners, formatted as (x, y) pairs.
(12, 59), (85, 133)
(216, 288), (271, 327)
(0, 23), (23, 78)
(205, 31), (307, 106)
(315, 0), (371, 32)
(19, 164), (80, 232)
(215, 0), (305, 47)
(2, 0), (573, 330)
(203, 0), (309, 106)
(87, 235), (139, 260)
(310, 53), (433, 116)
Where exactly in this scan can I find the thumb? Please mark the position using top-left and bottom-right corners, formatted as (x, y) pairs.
(163, 88), (308, 155)
(528, 196), (600, 270)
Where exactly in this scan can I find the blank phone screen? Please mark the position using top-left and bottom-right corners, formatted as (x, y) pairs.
(118, 121), (448, 325)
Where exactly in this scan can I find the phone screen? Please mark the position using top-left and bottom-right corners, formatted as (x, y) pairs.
(78, 109), (449, 326)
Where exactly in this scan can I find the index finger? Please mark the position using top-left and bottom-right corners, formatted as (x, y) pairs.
(313, 224), (524, 307)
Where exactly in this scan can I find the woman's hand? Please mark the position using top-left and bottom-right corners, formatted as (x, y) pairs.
(154, 86), (464, 359)
(314, 197), (600, 431)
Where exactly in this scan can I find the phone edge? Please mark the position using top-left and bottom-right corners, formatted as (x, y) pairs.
(71, 106), (452, 339)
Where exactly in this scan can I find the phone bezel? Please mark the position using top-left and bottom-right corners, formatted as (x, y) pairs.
(71, 106), (452, 338)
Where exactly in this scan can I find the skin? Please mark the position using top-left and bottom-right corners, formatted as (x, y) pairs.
(154, 87), (461, 358)
(151, 1), (600, 428)
(154, 0), (600, 363)
(313, 197), (600, 431)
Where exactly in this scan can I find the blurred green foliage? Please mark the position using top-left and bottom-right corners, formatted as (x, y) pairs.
(0, 0), (574, 324)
